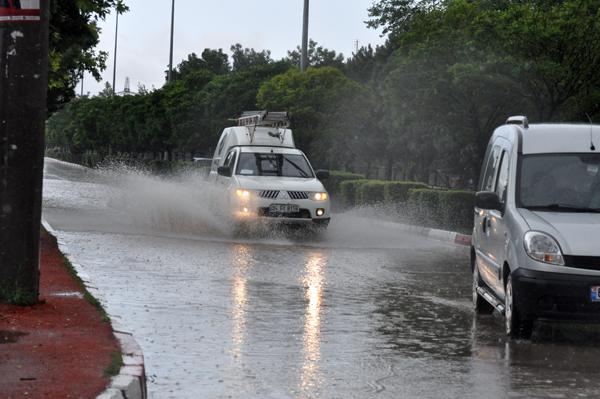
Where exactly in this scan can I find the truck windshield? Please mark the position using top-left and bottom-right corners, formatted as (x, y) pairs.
(519, 154), (600, 212)
(236, 153), (314, 178)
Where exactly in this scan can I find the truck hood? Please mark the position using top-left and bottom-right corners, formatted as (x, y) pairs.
(520, 209), (600, 256)
(233, 175), (326, 192)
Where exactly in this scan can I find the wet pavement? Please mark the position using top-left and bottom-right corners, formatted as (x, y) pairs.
(42, 158), (600, 398)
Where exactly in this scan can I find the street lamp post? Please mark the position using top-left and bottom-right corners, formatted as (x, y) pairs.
(301, 0), (309, 71)
(168, 0), (175, 82)
(112, 10), (119, 94)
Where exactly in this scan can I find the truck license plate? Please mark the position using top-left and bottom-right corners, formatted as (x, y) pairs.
(590, 286), (600, 302)
(269, 204), (299, 214)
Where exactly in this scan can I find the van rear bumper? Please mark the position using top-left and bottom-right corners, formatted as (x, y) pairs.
(512, 268), (600, 321)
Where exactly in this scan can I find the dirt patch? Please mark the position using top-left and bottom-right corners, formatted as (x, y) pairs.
(0, 231), (119, 398)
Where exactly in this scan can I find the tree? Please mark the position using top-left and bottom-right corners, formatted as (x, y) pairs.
(257, 67), (364, 166)
(48, 0), (128, 112)
(367, 0), (441, 38)
(169, 49), (230, 81)
(230, 43), (272, 71)
(286, 40), (345, 69)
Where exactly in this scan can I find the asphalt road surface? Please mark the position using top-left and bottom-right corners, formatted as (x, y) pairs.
(42, 158), (600, 399)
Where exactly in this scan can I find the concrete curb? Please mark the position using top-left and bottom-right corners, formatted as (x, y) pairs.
(365, 217), (472, 247)
(41, 218), (148, 399)
(45, 157), (89, 170)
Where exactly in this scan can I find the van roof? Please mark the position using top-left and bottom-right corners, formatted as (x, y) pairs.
(519, 124), (600, 155)
(239, 146), (302, 154)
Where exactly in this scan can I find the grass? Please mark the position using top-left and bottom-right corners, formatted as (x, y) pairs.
(58, 252), (111, 323)
(41, 228), (111, 323)
(104, 350), (124, 377)
(0, 286), (38, 306)
(46, 229), (124, 377)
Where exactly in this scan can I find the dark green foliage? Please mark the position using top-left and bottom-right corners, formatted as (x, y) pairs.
(47, 59), (290, 162)
(230, 43), (273, 71)
(407, 188), (441, 225)
(438, 190), (475, 231)
(48, 0), (128, 112)
(50, 1), (600, 186)
(357, 180), (387, 205)
(407, 188), (475, 231)
(286, 40), (345, 69)
(383, 181), (429, 203)
(104, 351), (123, 377)
(0, 286), (37, 306)
(321, 171), (365, 198)
(339, 179), (371, 208)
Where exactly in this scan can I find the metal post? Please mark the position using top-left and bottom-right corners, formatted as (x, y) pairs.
(112, 10), (119, 94)
(168, 0), (175, 82)
(301, 0), (309, 71)
(0, 1), (50, 304)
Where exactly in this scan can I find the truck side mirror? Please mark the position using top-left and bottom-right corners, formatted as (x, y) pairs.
(217, 166), (232, 177)
(315, 170), (330, 180)
(475, 191), (503, 212)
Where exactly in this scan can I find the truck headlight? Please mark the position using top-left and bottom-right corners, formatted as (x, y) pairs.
(311, 192), (328, 201)
(523, 231), (565, 266)
(235, 189), (251, 199)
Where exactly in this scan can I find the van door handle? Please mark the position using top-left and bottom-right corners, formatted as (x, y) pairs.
(482, 216), (491, 234)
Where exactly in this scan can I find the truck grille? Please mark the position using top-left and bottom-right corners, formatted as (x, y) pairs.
(564, 256), (600, 271)
(288, 191), (309, 200)
(259, 190), (279, 199)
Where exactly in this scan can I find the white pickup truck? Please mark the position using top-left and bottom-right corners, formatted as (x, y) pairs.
(208, 111), (331, 229)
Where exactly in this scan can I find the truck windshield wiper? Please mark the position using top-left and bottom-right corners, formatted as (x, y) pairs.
(525, 204), (600, 213)
(283, 158), (309, 178)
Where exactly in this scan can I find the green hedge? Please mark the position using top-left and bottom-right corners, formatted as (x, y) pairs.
(438, 190), (475, 231)
(407, 188), (475, 232)
(384, 181), (429, 203)
(357, 180), (387, 205)
(339, 179), (371, 208)
(322, 171), (365, 198)
(335, 177), (474, 232)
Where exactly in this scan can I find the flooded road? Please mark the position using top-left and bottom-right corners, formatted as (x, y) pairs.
(42, 158), (600, 398)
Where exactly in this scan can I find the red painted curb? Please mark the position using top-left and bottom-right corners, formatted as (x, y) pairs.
(454, 233), (472, 247)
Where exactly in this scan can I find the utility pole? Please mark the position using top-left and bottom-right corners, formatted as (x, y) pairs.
(168, 0), (175, 82)
(301, 0), (309, 71)
(80, 72), (84, 97)
(112, 9), (119, 94)
(0, 1), (50, 304)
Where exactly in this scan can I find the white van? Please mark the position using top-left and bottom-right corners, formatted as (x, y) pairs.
(209, 111), (331, 228)
(472, 116), (600, 338)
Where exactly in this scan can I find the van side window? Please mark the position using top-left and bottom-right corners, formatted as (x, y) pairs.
(223, 150), (236, 169)
(217, 132), (228, 156)
(481, 145), (502, 191)
(495, 151), (510, 203)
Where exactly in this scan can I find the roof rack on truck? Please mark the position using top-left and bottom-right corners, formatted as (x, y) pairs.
(237, 111), (290, 143)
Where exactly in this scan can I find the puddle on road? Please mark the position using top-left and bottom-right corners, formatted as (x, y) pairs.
(45, 158), (443, 252)
(0, 330), (28, 344)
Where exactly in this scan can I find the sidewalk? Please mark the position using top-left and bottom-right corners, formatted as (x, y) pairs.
(0, 230), (119, 398)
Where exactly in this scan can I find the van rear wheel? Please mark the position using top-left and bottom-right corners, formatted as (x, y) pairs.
(505, 274), (533, 339)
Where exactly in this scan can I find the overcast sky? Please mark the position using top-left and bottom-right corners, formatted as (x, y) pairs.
(84, 0), (385, 95)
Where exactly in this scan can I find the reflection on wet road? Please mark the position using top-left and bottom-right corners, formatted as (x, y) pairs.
(42, 158), (600, 398)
